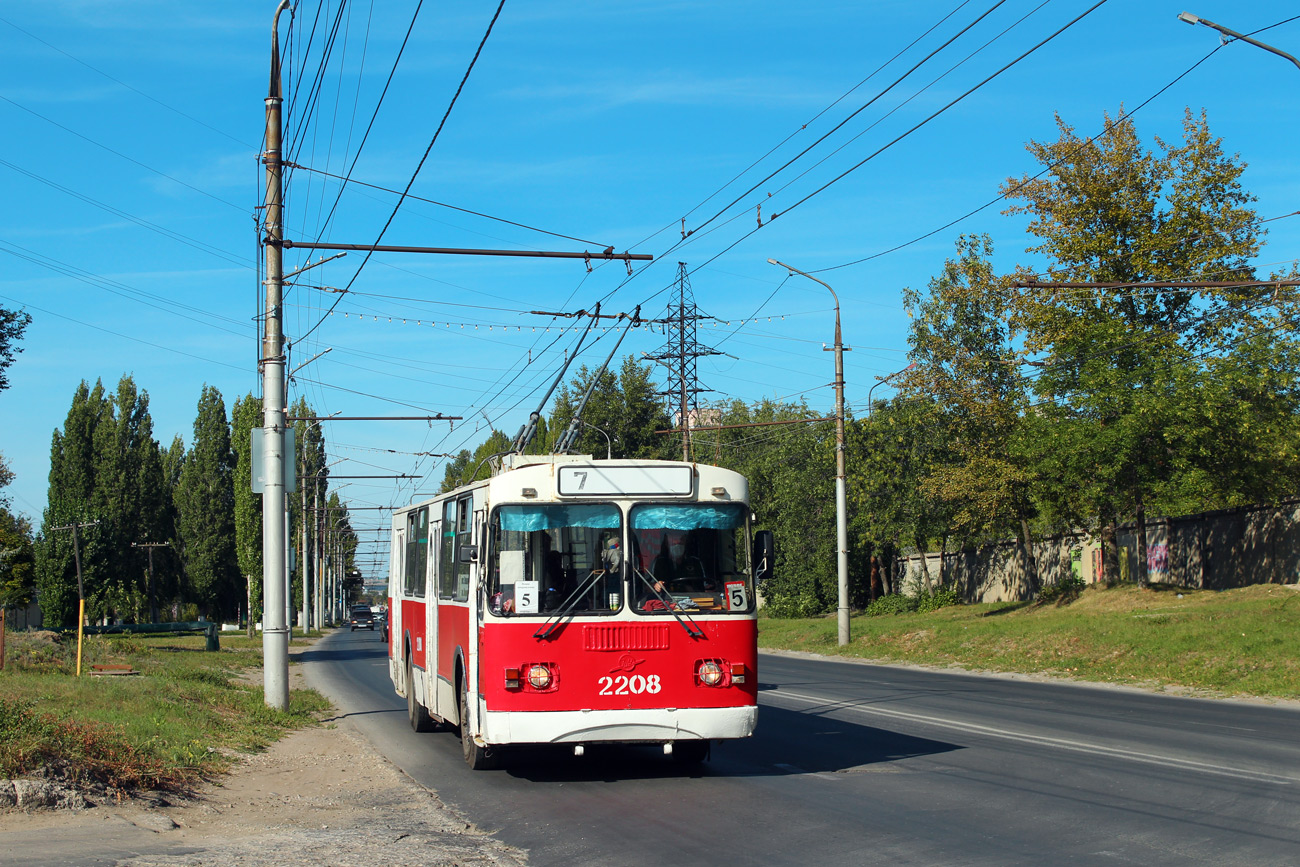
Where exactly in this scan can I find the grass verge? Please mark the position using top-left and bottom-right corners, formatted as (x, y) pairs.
(0, 629), (331, 799)
(759, 584), (1300, 701)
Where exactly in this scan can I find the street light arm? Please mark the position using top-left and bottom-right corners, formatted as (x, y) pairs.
(1178, 11), (1300, 72)
(767, 258), (839, 308)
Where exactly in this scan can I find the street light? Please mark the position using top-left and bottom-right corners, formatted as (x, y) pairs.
(867, 363), (917, 418)
(577, 419), (613, 460)
(767, 258), (851, 647)
(1177, 12), (1300, 72)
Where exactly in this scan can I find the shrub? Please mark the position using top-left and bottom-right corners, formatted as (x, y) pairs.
(763, 592), (828, 619)
(916, 587), (962, 612)
(865, 594), (916, 616)
(1038, 574), (1086, 605)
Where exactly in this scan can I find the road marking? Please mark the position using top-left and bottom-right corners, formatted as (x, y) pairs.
(764, 689), (1296, 786)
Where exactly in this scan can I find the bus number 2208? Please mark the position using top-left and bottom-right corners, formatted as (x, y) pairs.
(597, 674), (662, 695)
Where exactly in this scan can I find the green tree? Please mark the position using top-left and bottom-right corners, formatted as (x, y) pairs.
(0, 500), (35, 669)
(0, 456), (36, 639)
(290, 397), (329, 626)
(36, 381), (105, 627)
(850, 394), (956, 597)
(899, 235), (1039, 596)
(0, 304), (31, 393)
(548, 356), (673, 460)
(34, 377), (170, 625)
(709, 399), (840, 616)
(442, 430), (513, 492)
(175, 386), (239, 619)
(231, 394), (263, 634)
(1002, 108), (1272, 583)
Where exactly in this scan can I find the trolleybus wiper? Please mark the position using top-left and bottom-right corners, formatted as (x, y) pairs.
(533, 568), (613, 641)
(633, 568), (705, 639)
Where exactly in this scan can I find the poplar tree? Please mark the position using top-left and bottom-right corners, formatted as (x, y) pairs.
(36, 381), (111, 627)
(231, 394), (262, 634)
(175, 386), (239, 619)
(290, 397), (329, 622)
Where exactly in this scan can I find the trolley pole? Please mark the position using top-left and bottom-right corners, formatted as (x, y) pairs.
(260, 0), (292, 712)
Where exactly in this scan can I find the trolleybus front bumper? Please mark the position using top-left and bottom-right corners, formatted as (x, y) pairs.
(482, 704), (756, 745)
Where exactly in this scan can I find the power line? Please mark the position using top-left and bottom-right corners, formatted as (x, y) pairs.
(0, 93), (245, 213)
(294, 0), (509, 348)
(286, 161), (612, 248)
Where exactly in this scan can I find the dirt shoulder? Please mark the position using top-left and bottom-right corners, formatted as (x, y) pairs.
(1, 674), (526, 867)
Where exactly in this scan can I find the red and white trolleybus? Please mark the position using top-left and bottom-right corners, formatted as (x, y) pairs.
(387, 452), (773, 769)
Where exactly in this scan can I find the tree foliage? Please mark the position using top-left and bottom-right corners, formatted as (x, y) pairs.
(0, 304), (31, 393)
(231, 394), (262, 632)
(34, 378), (173, 625)
(0, 459), (35, 613)
(174, 386), (238, 619)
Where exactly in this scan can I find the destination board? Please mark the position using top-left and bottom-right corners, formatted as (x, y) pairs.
(556, 464), (694, 497)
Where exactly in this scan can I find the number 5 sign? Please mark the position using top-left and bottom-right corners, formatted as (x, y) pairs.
(725, 580), (748, 611)
(516, 580), (539, 614)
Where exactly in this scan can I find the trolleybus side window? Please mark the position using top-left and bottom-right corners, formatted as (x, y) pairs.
(630, 503), (751, 613)
(404, 508), (428, 597)
(487, 503), (622, 616)
(439, 500), (456, 599)
(454, 497), (473, 602)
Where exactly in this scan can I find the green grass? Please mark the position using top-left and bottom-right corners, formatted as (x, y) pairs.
(759, 584), (1300, 700)
(0, 629), (332, 796)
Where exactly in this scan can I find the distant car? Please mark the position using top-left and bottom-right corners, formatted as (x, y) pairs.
(349, 606), (375, 631)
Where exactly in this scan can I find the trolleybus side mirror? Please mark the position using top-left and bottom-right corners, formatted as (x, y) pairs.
(458, 544), (478, 563)
(753, 529), (775, 587)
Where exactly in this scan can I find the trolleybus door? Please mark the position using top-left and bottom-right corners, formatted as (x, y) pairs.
(389, 524), (405, 682)
(425, 516), (442, 720)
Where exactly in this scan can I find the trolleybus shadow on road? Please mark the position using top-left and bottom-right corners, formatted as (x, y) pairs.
(475, 702), (958, 783)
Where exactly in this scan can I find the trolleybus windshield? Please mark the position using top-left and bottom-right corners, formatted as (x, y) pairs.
(488, 503), (623, 616)
(630, 503), (752, 614)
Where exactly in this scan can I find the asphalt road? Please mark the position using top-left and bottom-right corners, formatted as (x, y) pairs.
(304, 627), (1300, 867)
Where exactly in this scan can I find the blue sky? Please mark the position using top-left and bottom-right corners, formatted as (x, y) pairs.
(2, 1), (1298, 581)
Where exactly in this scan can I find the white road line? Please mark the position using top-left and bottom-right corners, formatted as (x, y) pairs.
(764, 689), (1296, 786)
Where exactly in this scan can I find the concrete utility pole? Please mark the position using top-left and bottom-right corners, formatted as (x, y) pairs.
(131, 541), (171, 624)
(301, 447), (309, 632)
(260, 0), (292, 712)
(768, 259), (851, 647)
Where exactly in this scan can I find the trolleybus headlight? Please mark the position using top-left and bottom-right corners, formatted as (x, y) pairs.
(526, 663), (553, 690)
(697, 659), (725, 687)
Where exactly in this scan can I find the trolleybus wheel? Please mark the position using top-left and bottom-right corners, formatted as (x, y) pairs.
(407, 658), (435, 733)
(672, 739), (709, 765)
(459, 676), (495, 770)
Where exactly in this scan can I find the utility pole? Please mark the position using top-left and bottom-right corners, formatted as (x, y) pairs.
(131, 541), (171, 624)
(50, 519), (100, 676)
(260, 0), (292, 712)
(768, 258), (851, 647)
(301, 445), (309, 632)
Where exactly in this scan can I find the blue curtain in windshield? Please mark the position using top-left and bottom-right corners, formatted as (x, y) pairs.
(498, 504), (620, 532)
(631, 504), (745, 530)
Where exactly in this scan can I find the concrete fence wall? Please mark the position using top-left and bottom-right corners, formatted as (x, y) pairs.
(898, 499), (1300, 603)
